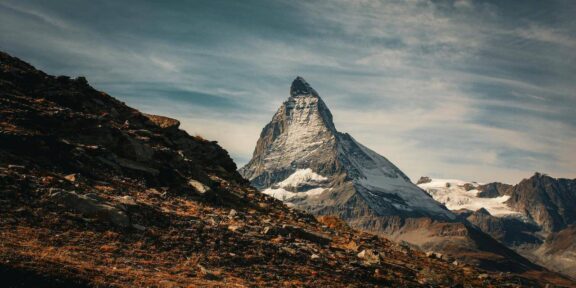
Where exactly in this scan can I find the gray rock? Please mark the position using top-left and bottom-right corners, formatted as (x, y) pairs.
(49, 189), (130, 227)
(280, 225), (331, 245)
(188, 179), (211, 194)
(115, 157), (159, 176)
(132, 224), (146, 231)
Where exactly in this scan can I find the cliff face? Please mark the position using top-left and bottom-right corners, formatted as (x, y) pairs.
(506, 173), (576, 233)
(240, 78), (341, 188)
(477, 182), (513, 198)
(465, 209), (542, 246)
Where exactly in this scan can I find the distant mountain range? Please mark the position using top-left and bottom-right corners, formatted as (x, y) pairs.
(240, 77), (574, 281)
(418, 174), (576, 278)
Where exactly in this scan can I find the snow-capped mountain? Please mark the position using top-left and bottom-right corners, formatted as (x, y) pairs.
(417, 178), (520, 217)
(239, 77), (545, 273)
(418, 174), (576, 279)
(240, 77), (454, 220)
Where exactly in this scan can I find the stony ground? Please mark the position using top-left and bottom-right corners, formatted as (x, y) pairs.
(0, 165), (553, 288)
(1, 51), (574, 287)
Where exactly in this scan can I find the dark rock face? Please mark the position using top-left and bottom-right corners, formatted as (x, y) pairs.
(416, 176), (432, 185)
(290, 76), (319, 97)
(477, 182), (512, 198)
(49, 189), (130, 227)
(505, 173), (576, 232)
(0, 51), (243, 193)
(466, 209), (542, 247)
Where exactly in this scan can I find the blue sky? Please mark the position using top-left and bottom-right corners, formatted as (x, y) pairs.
(1, 0), (575, 184)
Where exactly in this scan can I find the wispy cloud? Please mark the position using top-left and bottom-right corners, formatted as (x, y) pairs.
(0, 1), (73, 30)
(0, 0), (574, 183)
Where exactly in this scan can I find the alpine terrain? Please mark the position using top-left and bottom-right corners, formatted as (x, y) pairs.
(239, 77), (570, 280)
(0, 51), (573, 287)
(418, 174), (576, 279)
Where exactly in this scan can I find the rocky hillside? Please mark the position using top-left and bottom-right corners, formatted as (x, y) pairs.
(4, 51), (570, 287)
(238, 77), (575, 285)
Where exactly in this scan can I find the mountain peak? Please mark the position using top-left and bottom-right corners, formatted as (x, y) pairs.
(290, 76), (319, 97)
(241, 77), (454, 221)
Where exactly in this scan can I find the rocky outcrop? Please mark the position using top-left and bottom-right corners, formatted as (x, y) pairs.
(506, 173), (576, 232)
(477, 182), (512, 198)
(49, 188), (130, 227)
(466, 208), (542, 247)
(143, 113), (180, 130)
(416, 176), (432, 185)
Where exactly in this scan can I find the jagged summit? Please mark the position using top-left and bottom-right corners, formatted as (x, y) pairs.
(240, 78), (454, 220)
(238, 78), (572, 279)
(505, 173), (576, 232)
(290, 76), (319, 97)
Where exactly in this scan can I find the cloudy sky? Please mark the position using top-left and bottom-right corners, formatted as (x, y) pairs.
(1, 0), (575, 184)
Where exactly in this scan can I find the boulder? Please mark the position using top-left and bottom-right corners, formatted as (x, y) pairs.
(357, 249), (380, 265)
(144, 113), (180, 130)
(49, 189), (130, 227)
(188, 179), (211, 194)
(280, 225), (331, 245)
(132, 224), (146, 231)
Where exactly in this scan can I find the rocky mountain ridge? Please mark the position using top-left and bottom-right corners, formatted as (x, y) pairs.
(240, 77), (454, 220)
(239, 77), (567, 280)
(418, 174), (576, 279)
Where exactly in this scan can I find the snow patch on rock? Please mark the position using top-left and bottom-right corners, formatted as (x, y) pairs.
(276, 168), (328, 187)
(263, 169), (329, 201)
(346, 139), (455, 219)
(418, 179), (520, 217)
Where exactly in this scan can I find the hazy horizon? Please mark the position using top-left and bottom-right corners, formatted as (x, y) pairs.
(1, 0), (575, 184)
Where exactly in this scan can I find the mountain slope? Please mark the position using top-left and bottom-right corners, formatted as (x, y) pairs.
(239, 77), (562, 278)
(506, 173), (576, 233)
(5, 51), (566, 287)
(419, 175), (576, 280)
(240, 77), (453, 220)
